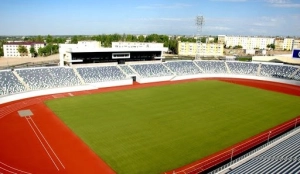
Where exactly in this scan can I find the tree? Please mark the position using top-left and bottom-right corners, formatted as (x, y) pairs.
(46, 35), (53, 43)
(71, 36), (78, 44)
(233, 45), (243, 49)
(214, 37), (218, 43)
(29, 46), (37, 57)
(138, 35), (145, 42)
(267, 44), (275, 50)
(17, 45), (28, 56)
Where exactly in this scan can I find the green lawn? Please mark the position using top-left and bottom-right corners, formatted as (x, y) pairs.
(46, 80), (300, 174)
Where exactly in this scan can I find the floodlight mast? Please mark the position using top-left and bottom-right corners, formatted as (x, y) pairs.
(195, 15), (204, 60)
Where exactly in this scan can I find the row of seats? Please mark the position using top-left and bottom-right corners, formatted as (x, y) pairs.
(1, 62), (300, 96)
(16, 67), (82, 90)
(164, 61), (202, 76)
(130, 64), (173, 78)
(260, 64), (298, 79)
(0, 71), (26, 96)
(76, 66), (127, 83)
(227, 132), (300, 174)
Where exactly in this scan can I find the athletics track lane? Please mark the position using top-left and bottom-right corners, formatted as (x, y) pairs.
(0, 78), (300, 174)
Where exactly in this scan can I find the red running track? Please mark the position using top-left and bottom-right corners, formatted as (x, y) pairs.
(0, 78), (299, 174)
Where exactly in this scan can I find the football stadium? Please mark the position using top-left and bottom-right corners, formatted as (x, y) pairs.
(1, 44), (300, 174)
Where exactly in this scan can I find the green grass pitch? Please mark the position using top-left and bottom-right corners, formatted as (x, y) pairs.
(46, 80), (300, 174)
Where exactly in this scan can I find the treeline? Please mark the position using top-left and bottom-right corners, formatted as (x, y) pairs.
(0, 40), (6, 56)
(24, 35), (65, 57)
(69, 34), (215, 54)
(0, 34), (218, 57)
(70, 34), (180, 53)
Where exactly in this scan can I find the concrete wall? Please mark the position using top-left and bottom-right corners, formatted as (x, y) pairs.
(0, 85), (97, 105)
(136, 76), (174, 83)
(87, 79), (133, 88)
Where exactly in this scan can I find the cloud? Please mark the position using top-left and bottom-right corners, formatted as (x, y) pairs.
(136, 3), (191, 9)
(265, 0), (300, 7)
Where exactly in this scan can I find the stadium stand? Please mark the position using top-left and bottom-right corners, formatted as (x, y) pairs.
(17, 68), (57, 90)
(226, 131), (300, 174)
(16, 67), (82, 90)
(76, 66), (127, 83)
(292, 69), (300, 81)
(195, 60), (228, 74)
(226, 62), (259, 76)
(164, 61), (202, 76)
(1, 61), (300, 97)
(0, 70), (26, 96)
(130, 63), (173, 78)
(259, 64), (298, 79)
(49, 67), (82, 86)
(119, 65), (136, 76)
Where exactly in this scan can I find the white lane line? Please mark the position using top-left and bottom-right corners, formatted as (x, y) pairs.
(25, 117), (59, 171)
(0, 161), (31, 174)
(0, 166), (16, 174)
(28, 117), (65, 169)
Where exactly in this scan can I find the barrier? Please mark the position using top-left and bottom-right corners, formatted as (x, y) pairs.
(136, 75), (174, 83)
(88, 79), (133, 88)
(165, 116), (300, 174)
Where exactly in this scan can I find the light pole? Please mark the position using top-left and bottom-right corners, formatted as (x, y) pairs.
(195, 15), (204, 60)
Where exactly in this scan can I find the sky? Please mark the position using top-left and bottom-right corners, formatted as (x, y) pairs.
(0, 0), (299, 36)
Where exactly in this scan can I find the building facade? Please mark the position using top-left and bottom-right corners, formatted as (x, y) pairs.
(3, 42), (45, 57)
(112, 42), (164, 49)
(59, 41), (168, 66)
(218, 35), (275, 50)
(274, 38), (295, 51)
(178, 41), (223, 57)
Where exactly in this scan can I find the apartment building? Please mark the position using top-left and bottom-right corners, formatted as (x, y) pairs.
(178, 41), (223, 57)
(3, 42), (45, 57)
(218, 35), (274, 50)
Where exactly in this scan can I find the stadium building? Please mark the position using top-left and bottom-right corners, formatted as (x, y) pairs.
(59, 41), (168, 66)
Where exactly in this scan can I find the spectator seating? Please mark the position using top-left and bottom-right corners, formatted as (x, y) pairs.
(164, 61), (202, 76)
(260, 64), (298, 79)
(48, 67), (82, 86)
(227, 132), (300, 174)
(76, 66), (127, 83)
(195, 60), (228, 74)
(227, 62), (259, 76)
(0, 70), (26, 96)
(292, 69), (300, 81)
(17, 67), (82, 90)
(17, 68), (57, 90)
(130, 63), (173, 78)
(119, 65), (136, 76)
